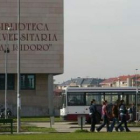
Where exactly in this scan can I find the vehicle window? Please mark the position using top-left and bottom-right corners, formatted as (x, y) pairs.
(86, 93), (103, 105)
(129, 94), (135, 105)
(67, 93), (85, 106)
(62, 94), (66, 108)
(105, 93), (118, 104)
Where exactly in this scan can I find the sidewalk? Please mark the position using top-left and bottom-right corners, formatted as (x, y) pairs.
(0, 122), (139, 134)
(25, 122), (140, 133)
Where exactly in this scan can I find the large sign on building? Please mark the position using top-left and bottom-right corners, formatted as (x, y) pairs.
(0, 23), (57, 51)
(0, 0), (63, 74)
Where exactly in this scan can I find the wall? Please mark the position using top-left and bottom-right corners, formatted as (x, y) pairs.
(0, 0), (63, 116)
(0, 74), (62, 116)
(0, 0), (63, 74)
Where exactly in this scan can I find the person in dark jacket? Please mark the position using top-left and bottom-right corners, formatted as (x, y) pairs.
(110, 102), (124, 132)
(115, 100), (131, 132)
(89, 99), (97, 132)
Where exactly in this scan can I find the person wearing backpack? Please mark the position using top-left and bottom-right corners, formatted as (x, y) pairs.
(115, 100), (131, 132)
(89, 99), (97, 132)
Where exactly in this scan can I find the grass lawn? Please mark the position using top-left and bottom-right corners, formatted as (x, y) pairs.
(0, 133), (140, 140)
(0, 125), (56, 133)
(13, 117), (140, 127)
(13, 117), (63, 122)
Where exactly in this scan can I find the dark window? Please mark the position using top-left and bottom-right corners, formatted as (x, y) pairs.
(0, 74), (5, 90)
(0, 74), (15, 90)
(8, 74), (15, 90)
(21, 74), (35, 90)
(67, 92), (85, 106)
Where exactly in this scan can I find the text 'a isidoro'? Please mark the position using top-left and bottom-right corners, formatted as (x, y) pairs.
(0, 44), (51, 51)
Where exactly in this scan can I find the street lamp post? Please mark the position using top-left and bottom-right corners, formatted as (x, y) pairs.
(4, 27), (11, 119)
(17, 0), (21, 133)
(135, 69), (138, 122)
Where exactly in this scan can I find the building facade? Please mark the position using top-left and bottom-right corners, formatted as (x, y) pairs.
(100, 75), (140, 87)
(0, 0), (63, 116)
(58, 78), (104, 90)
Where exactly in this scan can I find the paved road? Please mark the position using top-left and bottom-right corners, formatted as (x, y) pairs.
(25, 122), (140, 132)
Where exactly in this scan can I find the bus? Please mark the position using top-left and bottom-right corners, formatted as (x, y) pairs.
(60, 87), (140, 123)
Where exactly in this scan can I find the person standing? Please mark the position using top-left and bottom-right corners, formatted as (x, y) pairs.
(110, 102), (124, 132)
(115, 100), (131, 132)
(128, 103), (135, 123)
(96, 100), (110, 132)
(89, 99), (97, 132)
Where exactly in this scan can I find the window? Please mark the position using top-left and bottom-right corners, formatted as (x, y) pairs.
(138, 94), (140, 104)
(105, 93), (118, 104)
(21, 74), (35, 90)
(0, 74), (15, 90)
(0, 74), (5, 90)
(129, 94), (135, 105)
(67, 93), (85, 106)
(61, 94), (66, 108)
(8, 74), (15, 90)
(86, 93), (103, 105)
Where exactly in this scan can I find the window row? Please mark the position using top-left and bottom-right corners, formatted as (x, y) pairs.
(67, 92), (140, 106)
(0, 74), (35, 90)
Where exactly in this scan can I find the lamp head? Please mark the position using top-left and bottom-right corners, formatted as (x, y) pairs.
(7, 27), (11, 30)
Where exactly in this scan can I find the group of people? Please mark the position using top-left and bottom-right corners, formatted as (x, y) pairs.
(89, 99), (133, 132)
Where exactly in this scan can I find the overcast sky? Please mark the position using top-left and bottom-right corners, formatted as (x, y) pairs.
(54, 0), (140, 83)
